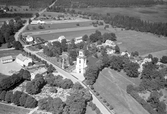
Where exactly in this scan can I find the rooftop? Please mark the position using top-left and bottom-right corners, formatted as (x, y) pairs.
(16, 54), (31, 62)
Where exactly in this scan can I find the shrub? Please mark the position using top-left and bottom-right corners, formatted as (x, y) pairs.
(106, 103), (109, 106)
(103, 99), (107, 103)
(109, 105), (114, 110)
(96, 92), (99, 96)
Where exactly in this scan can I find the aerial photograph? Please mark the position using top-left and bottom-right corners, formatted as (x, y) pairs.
(0, 0), (167, 114)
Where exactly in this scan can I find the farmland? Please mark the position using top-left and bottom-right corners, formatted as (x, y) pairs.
(93, 68), (148, 114)
(0, 50), (21, 58)
(75, 4), (167, 23)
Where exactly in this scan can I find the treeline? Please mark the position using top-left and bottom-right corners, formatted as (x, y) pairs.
(0, 0), (54, 8)
(75, 11), (167, 36)
(0, 13), (32, 18)
(54, 0), (163, 8)
(0, 69), (38, 108)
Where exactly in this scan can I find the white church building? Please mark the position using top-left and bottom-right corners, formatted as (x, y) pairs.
(75, 50), (87, 74)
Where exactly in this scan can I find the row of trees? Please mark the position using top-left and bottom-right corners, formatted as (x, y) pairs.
(26, 74), (46, 95)
(0, 69), (31, 91)
(0, 90), (37, 108)
(38, 82), (93, 114)
(84, 54), (139, 85)
(0, 13), (32, 18)
(46, 74), (74, 89)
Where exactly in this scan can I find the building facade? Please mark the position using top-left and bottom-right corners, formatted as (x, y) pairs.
(16, 54), (32, 67)
(75, 50), (87, 74)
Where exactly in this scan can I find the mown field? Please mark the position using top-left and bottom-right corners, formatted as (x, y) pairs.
(32, 28), (108, 41)
(0, 103), (30, 114)
(75, 4), (167, 23)
(25, 21), (93, 32)
(93, 68), (148, 114)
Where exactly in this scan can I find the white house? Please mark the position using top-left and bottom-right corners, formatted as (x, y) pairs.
(75, 36), (83, 44)
(121, 51), (131, 57)
(16, 54), (32, 67)
(103, 40), (116, 48)
(31, 20), (45, 25)
(1, 56), (13, 64)
(106, 48), (115, 55)
(26, 35), (34, 42)
(75, 50), (87, 74)
(58, 36), (66, 43)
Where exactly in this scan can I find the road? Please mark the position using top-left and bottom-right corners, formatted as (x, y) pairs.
(14, 0), (57, 41)
(24, 47), (113, 114)
(22, 26), (96, 36)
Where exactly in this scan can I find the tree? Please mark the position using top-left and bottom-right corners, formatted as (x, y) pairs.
(60, 79), (74, 89)
(24, 96), (38, 108)
(19, 93), (28, 107)
(102, 33), (117, 42)
(13, 41), (23, 50)
(82, 34), (88, 42)
(47, 64), (55, 73)
(73, 82), (83, 90)
(61, 39), (68, 52)
(5, 91), (13, 103)
(49, 98), (65, 114)
(69, 50), (78, 61)
(115, 45), (120, 54)
(12, 91), (23, 106)
(131, 51), (139, 57)
(38, 97), (50, 111)
(160, 56), (167, 64)
(22, 70), (31, 80)
(0, 91), (7, 101)
(123, 62), (139, 77)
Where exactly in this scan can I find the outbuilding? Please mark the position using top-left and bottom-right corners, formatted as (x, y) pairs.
(16, 54), (32, 67)
(1, 56), (13, 64)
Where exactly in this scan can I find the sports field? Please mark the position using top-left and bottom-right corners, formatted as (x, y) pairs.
(93, 68), (149, 114)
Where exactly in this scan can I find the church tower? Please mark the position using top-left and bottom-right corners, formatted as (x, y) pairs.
(76, 50), (87, 74)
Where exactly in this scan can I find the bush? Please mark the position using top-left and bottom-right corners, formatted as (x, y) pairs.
(103, 99), (107, 103)
(109, 105), (114, 110)
(96, 92), (99, 96)
(106, 103), (109, 106)
(160, 56), (167, 64)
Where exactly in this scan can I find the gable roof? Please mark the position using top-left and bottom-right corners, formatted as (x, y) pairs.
(16, 54), (31, 62)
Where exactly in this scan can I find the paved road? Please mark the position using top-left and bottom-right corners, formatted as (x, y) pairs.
(0, 48), (14, 51)
(22, 26), (96, 36)
(24, 47), (113, 114)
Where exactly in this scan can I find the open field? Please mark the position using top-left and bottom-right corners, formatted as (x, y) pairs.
(94, 68), (148, 114)
(0, 61), (22, 76)
(0, 50), (21, 58)
(25, 20), (93, 32)
(32, 28), (108, 41)
(0, 102), (30, 114)
(75, 4), (167, 23)
(105, 26), (167, 55)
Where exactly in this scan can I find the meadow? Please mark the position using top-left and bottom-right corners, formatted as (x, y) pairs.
(93, 68), (148, 114)
(0, 49), (21, 57)
(75, 4), (167, 23)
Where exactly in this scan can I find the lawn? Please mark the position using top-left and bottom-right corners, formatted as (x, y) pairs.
(75, 4), (167, 23)
(25, 20), (93, 32)
(32, 28), (108, 41)
(0, 49), (21, 57)
(93, 68), (149, 114)
(0, 102), (31, 114)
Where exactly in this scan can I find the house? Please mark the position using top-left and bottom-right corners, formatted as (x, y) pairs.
(103, 40), (116, 48)
(75, 36), (83, 44)
(58, 36), (66, 43)
(16, 54), (32, 67)
(138, 57), (152, 73)
(75, 50), (87, 74)
(31, 20), (45, 25)
(26, 35), (34, 42)
(121, 51), (131, 57)
(106, 48), (115, 55)
(1, 56), (13, 64)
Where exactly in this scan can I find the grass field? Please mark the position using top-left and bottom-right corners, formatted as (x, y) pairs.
(32, 28), (108, 41)
(75, 4), (167, 23)
(0, 102), (30, 114)
(105, 27), (167, 55)
(0, 50), (21, 58)
(93, 68), (149, 114)
(25, 20), (93, 32)
(86, 105), (96, 114)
